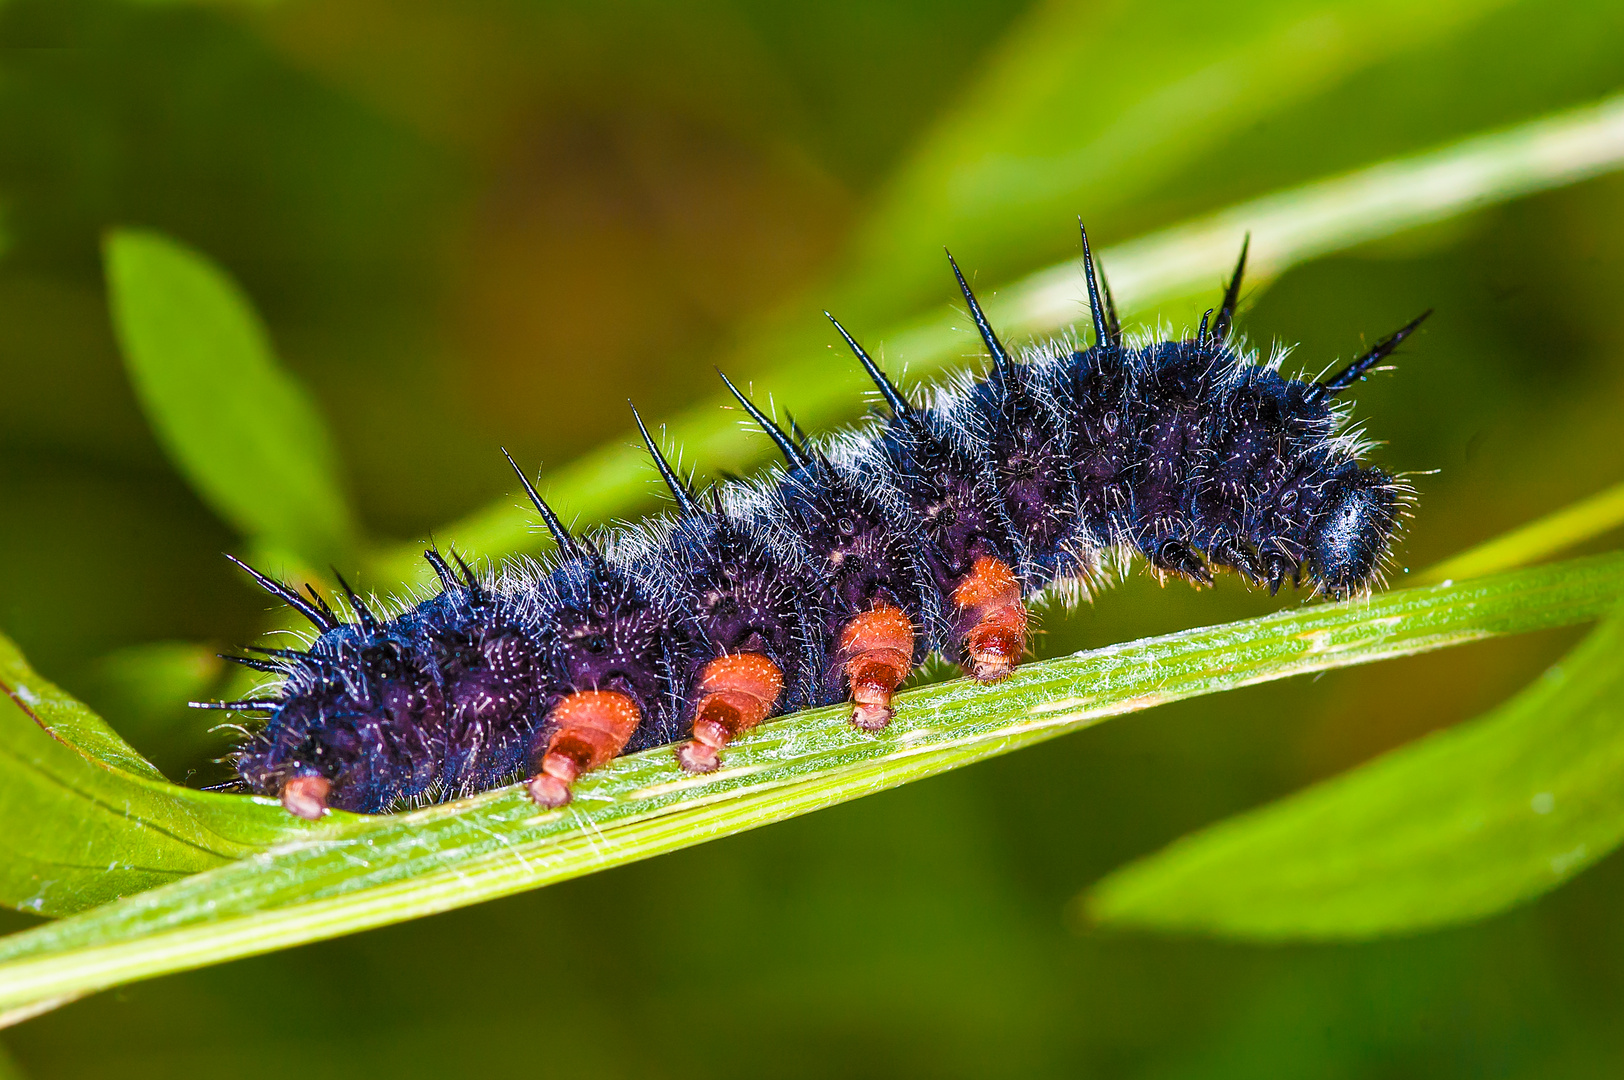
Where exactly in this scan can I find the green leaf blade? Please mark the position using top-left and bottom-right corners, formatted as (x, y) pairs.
(1085, 604), (1624, 941)
(0, 630), (341, 917)
(104, 228), (357, 565)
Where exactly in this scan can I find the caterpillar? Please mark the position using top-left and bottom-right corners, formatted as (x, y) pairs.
(199, 225), (1427, 819)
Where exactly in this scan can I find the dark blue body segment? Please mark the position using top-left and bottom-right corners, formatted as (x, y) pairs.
(769, 454), (938, 702)
(866, 408), (1021, 655)
(527, 549), (691, 754)
(224, 234), (1421, 814)
(1051, 343), (1135, 568)
(962, 357), (1083, 588)
(411, 583), (541, 797)
(633, 495), (825, 714)
(235, 571), (543, 813)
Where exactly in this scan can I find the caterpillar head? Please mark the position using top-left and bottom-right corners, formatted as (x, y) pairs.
(1307, 467), (1403, 598)
(232, 623), (447, 814)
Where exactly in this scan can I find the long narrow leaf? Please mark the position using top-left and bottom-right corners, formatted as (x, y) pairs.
(0, 553), (1618, 1013)
(853, 0), (1513, 310)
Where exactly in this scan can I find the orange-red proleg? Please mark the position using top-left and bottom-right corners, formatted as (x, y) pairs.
(952, 556), (1028, 682)
(280, 775), (331, 820)
(527, 689), (642, 808)
(676, 652), (785, 773)
(839, 604), (915, 731)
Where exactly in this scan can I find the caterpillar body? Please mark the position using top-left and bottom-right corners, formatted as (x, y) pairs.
(202, 226), (1427, 818)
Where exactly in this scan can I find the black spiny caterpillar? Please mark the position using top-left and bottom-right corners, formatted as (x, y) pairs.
(200, 225), (1427, 818)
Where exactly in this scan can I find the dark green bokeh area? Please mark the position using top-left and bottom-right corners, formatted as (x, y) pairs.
(3, 0), (1624, 1076)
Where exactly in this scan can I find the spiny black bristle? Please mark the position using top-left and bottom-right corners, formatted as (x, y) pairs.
(1098, 266), (1123, 348)
(332, 569), (379, 632)
(717, 368), (815, 470)
(946, 249), (1014, 375)
(303, 584), (340, 627)
(630, 401), (699, 513)
(449, 550), (483, 593)
(783, 411), (813, 451)
(1212, 234), (1249, 343)
(501, 446), (581, 558)
(224, 553), (340, 632)
(827, 312), (916, 427)
(221, 654), (283, 673)
(423, 548), (460, 592)
(1320, 310), (1433, 394)
(245, 645), (311, 662)
(1077, 220), (1109, 349)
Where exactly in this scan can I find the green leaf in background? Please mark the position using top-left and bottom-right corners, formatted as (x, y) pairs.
(371, 92), (1624, 589)
(1417, 478), (1624, 585)
(853, 0), (1516, 312)
(1009, 92), (1624, 336)
(0, 553), (1618, 1015)
(104, 229), (357, 567)
(0, 629), (331, 918)
(77, 642), (228, 782)
(1085, 603), (1624, 940)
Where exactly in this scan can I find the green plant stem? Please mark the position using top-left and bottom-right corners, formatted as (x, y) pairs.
(0, 552), (1618, 1014)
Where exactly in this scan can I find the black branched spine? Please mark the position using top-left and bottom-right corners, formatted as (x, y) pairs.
(211, 231), (1424, 815)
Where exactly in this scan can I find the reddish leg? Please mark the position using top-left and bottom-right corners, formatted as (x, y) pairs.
(280, 775), (331, 820)
(952, 556), (1028, 682)
(676, 653), (785, 774)
(839, 604), (915, 731)
(527, 690), (642, 808)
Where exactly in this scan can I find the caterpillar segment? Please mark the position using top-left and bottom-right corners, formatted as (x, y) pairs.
(204, 224), (1425, 816)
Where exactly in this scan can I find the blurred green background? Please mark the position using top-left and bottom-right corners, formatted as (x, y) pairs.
(3, 0), (1624, 1075)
